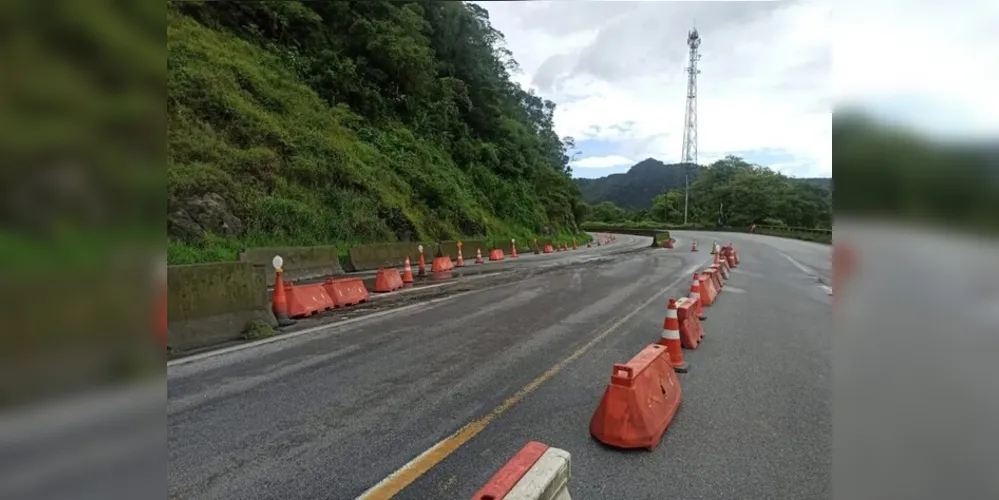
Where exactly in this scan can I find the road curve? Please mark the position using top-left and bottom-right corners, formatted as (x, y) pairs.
(167, 232), (831, 499)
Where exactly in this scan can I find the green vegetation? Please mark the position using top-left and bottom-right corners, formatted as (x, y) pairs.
(574, 157), (831, 212)
(835, 111), (999, 232)
(167, 1), (588, 264)
(575, 158), (690, 210)
(581, 156), (832, 231)
(242, 320), (276, 341)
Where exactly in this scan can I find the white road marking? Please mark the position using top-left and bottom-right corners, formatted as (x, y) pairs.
(780, 252), (832, 296)
(168, 280), (518, 369)
(169, 237), (654, 370)
(356, 260), (709, 499)
(781, 252), (816, 276)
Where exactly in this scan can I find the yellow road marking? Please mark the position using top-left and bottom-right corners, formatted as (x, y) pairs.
(357, 262), (703, 499)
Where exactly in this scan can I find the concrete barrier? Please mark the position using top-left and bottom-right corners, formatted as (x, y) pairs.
(439, 239), (486, 259)
(167, 262), (275, 352)
(652, 231), (671, 247)
(240, 245), (345, 282)
(471, 441), (572, 500)
(583, 224), (831, 245)
(347, 242), (434, 272)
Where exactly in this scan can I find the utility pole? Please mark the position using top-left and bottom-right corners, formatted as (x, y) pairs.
(680, 26), (701, 225)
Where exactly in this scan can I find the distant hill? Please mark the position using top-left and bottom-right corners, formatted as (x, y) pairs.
(575, 158), (831, 209)
(574, 158), (697, 209)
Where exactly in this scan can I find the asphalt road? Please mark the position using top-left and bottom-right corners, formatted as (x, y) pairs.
(167, 231), (832, 500)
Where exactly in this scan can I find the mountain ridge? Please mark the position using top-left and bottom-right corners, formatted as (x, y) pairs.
(574, 157), (831, 209)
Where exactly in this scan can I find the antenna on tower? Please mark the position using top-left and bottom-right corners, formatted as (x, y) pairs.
(680, 25), (701, 225)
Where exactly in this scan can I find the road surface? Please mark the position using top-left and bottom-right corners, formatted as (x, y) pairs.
(167, 231), (832, 499)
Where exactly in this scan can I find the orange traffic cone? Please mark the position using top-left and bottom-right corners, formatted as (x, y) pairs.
(418, 251), (426, 276)
(402, 256), (414, 283)
(475, 248), (484, 264)
(456, 249), (465, 267)
(689, 273), (707, 322)
(511, 240), (518, 258)
(710, 241), (719, 254)
(659, 298), (689, 373)
(271, 268), (295, 327)
(691, 239), (698, 252)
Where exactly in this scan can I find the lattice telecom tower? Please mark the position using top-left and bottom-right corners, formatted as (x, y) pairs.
(680, 26), (701, 224)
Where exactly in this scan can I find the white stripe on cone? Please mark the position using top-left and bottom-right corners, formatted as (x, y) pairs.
(662, 310), (680, 340)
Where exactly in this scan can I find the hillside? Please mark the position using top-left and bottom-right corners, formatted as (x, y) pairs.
(167, 1), (586, 264)
(575, 159), (696, 209)
(579, 156), (832, 228)
(575, 158), (831, 210)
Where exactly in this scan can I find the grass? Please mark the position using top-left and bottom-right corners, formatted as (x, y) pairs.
(242, 320), (276, 341)
(167, 10), (585, 265)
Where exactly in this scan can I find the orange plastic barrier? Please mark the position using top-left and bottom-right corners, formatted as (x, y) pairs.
(470, 441), (549, 500)
(284, 282), (335, 318)
(373, 268), (403, 292)
(675, 297), (704, 349)
(489, 249), (504, 261)
(431, 255), (453, 272)
(323, 277), (370, 308)
(688, 273), (707, 321)
(590, 344), (682, 450)
(715, 253), (730, 280)
(698, 273), (717, 306)
(543, 244), (553, 253)
(726, 249), (737, 268)
(704, 268), (723, 292)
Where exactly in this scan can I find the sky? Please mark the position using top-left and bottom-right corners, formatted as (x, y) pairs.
(477, 0), (999, 180)
(477, 0), (832, 179)
(834, 0), (999, 141)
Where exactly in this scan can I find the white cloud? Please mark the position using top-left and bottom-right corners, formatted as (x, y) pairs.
(570, 155), (635, 169)
(834, 0), (999, 139)
(478, 0), (832, 178)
